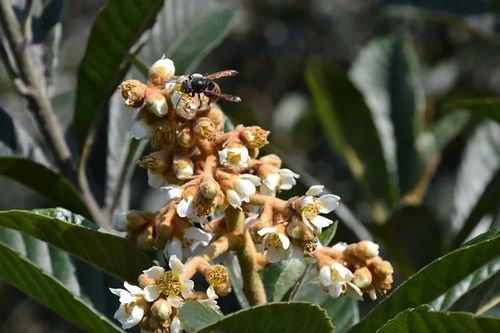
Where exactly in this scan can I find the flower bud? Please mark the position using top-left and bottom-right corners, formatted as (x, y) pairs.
(151, 119), (175, 149)
(151, 299), (172, 321)
(149, 57), (175, 86)
(137, 225), (154, 250)
(119, 80), (147, 108)
(248, 147), (260, 159)
(194, 117), (217, 140)
(172, 155), (194, 179)
(359, 241), (379, 258)
(352, 267), (372, 289)
(259, 154), (282, 168)
(145, 93), (168, 117)
(240, 126), (270, 149)
(373, 260), (393, 277)
(176, 126), (195, 148)
(205, 265), (232, 296)
(206, 107), (224, 130)
(200, 179), (221, 200)
(138, 151), (168, 174)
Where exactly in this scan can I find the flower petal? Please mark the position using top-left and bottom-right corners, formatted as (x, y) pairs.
(306, 185), (324, 196)
(160, 185), (183, 202)
(263, 173), (280, 190)
(169, 255), (184, 275)
(143, 285), (160, 302)
(165, 238), (183, 261)
(257, 227), (277, 236)
(310, 215), (333, 229)
(114, 304), (129, 322)
(236, 179), (256, 196)
(147, 170), (164, 189)
(278, 233), (290, 249)
(143, 266), (165, 281)
(227, 189), (242, 208)
(170, 316), (182, 333)
(124, 282), (143, 295)
(240, 174), (261, 186)
(176, 197), (193, 218)
(185, 227), (212, 243)
(328, 284), (343, 298)
(318, 194), (340, 213)
(266, 247), (287, 263)
(169, 295), (184, 308)
(319, 266), (332, 286)
(122, 306), (144, 329)
(181, 279), (194, 298)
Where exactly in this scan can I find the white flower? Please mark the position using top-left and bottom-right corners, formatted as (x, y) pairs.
(142, 256), (194, 303)
(176, 196), (209, 224)
(257, 227), (291, 263)
(164, 227), (213, 261)
(227, 174), (260, 208)
(173, 158), (194, 179)
(300, 185), (340, 231)
(147, 169), (165, 189)
(260, 168), (299, 195)
(149, 57), (175, 84)
(318, 262), (361, 298)
(109, 282), (146, 329)
(160, 185), (183, 203)
(146, 93), (168, 117)
(198, 286), (220, 311)
(331, 242), (347, 252)
(218, 146), (250, 168)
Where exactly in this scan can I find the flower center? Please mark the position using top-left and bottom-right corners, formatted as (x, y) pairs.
(330, 268), (342, 283)
(266, 233), (283, 249)
(206, 265), (228, 286)
(302, 199), (320, 220)
(157, 271), (181, 297)
(124, 301), (136, 315)
(227, 151), (242, 165)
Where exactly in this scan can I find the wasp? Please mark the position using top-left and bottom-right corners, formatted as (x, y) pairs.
(174, 70), (241, 104)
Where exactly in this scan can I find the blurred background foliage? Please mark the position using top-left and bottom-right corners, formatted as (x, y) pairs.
(0, 0), (499, 332)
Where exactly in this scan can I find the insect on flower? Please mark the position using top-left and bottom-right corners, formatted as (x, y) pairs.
(171, 70), (242, 105)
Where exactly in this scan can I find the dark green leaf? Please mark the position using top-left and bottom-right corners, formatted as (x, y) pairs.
(0, 210), (153, 282)
(262, 259), (306, 302)
(178, 300), (222, 333)
(198, 302), (334, 333)
(306, 59), (398, 222)
(446, 98), (500, 124)
(0, 157), (91, 218)
(449, 274), (500, 316)
(350, 34), (424, 195)
(432, 258), (500, 311)
(74, 0), (164, 154)
(377, 305), (500, 333)
(319, 220), (339, 246)
(349, 227), (500, 333)
(0, 241), (121, 332)
(140, 0), (235, 73)
(451, 121), (500, 245)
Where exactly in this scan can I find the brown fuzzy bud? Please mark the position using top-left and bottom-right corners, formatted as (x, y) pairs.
(259, 154), (282, 168)
(155, 207), (176, 248)
(172, 155), (194, 180)
(137, 225), (154, 250)
(119, 80), (147, 108)
(373, 260), (393, 277)
(352, 267), (372, 289)
(145, 93), (168, 117)
(138, 151), (168, 174)
(345, 241), (380, 261)
(206, 265), (232, 296)
(112, 210), (151, 232)
(200, 179), (221, 200)
(151, 299), (172, 321)
(205, 107), (224, 131)
(151, 119), (175, 149)
(138, 273), (156, 289)
(241, 126), (270, 149)
(194, 117), (217, 140)
(149, 58), (175, 86)
(176, 126), (195, 148)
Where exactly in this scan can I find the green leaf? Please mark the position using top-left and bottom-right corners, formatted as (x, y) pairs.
(0, 241), (121, 332)
(139, 0), (235, 73)
(446, 98), (500, 124)
(178, 301), (222, 333)
(197, 302), (334, 333)
(349, 227), (500, 333)
(262, 259), (307, 302)
(74, 0), (164, 155)
(432, 258), (500, 311)
(451, 121), (500, 245)
(376, 305), (500, 333)
(319, 220), (339, 246)
(0, 210), (153, 282)
(349, 34), (424, 195)
(306, 59), (398, 222)
(0, 157), (91, 218)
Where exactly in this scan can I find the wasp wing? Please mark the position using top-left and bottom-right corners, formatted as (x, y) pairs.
(202, 90), (241, 102)
(204, 70), (239, 80)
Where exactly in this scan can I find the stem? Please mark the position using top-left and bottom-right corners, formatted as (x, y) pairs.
(225, 206), (266, 305)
